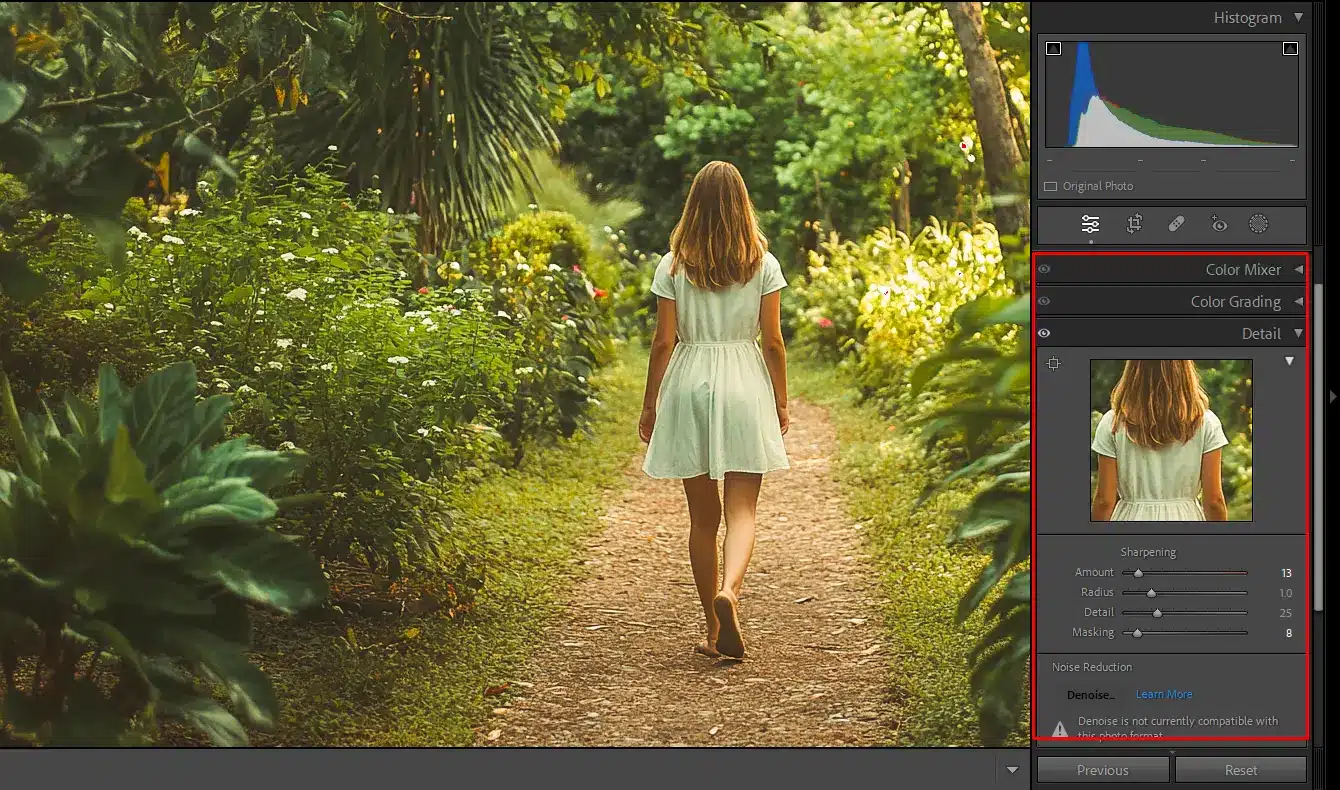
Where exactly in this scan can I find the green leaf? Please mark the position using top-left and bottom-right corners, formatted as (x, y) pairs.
(185, 526), (327, 613)
(909, 344), (1006, 394)
(219, 284), (254, 305)
(126, 361), (198, 474)
(198, 438), (303, 492)
(165, 477), (278, 528)
(70, 618), (149, 685)
(0, 79), (27, 124)
(157, 692), (249, 747)
(106, 423), (158, 508)
(96, 364), (129, 444)
(166, 628), (278, 730)
(0, 372), (40, 477)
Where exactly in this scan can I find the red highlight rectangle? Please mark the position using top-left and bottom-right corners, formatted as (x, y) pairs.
(1029, 249), (1311, 743)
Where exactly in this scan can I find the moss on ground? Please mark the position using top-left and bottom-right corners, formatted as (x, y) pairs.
(251, 344), (647, 746)
(791, 357), (1027, 747)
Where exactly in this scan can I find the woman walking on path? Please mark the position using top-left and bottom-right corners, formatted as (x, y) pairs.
(1091, 359), (1230, 522)
(638, 161), (790, 660)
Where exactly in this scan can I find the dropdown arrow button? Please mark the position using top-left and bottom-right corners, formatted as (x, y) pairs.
(1294, 297), (1304, 306)
(1285, 357), (1295, 366)
(1295, 265), (1305, 274)
(1295, 328), (1304, 337)
(1007, 766), (1019, 774)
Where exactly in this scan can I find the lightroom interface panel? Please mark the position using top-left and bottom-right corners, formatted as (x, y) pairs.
(1031, 3), (1324, 789)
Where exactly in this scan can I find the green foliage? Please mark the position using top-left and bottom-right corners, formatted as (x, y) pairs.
(0, 360), (326, 746)
(0, 2), (258, 299)
(791, 219), (1010, 414)
(4, 157), (621, 579)
(504, 151), (643, 260)
(795, 216), (1029, 745)
(560, 3), (1031, 268)
(242, 348), (647, 746)
(910, 247), (1031, 747)
(466, 211), (616, 459)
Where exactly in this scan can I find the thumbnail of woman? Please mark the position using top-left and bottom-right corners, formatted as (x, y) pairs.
(1090, 360), (1229, 521)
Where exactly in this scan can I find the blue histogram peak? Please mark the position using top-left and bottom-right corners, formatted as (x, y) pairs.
(1068, 42), (1097, 146)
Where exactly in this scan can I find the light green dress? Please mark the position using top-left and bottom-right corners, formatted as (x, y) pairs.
(642, 252), (791, 480)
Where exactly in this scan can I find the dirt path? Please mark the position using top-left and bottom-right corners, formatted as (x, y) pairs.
(478, 399), (896, 746)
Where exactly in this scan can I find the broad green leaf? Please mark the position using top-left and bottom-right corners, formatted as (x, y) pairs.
(184, 526), (326, 613)
(126, 361), (198, 474)
(69, 617), (148, 685)
(166, 478), (278, 528)
(199, 439), (303, 492)
(106, 424), (158, 509)
(0, 372), (39, 476)
(96, 364), (129, 444)
(166, 628), (278, 730)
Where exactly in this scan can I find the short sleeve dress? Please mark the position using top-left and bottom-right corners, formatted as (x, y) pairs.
(1091, 409), (1229, 521)
(642, 252), (791, 480)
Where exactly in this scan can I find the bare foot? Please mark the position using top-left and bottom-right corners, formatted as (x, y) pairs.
(713, 591), (745, 659)
(694, 641), (720, 657)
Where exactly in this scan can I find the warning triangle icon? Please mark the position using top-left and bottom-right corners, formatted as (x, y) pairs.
(1053, 721), (1069, 737)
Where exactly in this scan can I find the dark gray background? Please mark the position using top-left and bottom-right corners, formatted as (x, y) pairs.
(0, 747), (1037, 788)
(1035, 653), (1307, 739)
(1037, 534), (1308, 653)
(1036, 346), (1307, 536)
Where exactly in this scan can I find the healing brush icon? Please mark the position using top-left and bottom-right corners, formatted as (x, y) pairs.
(1168, 215), (1185, 232)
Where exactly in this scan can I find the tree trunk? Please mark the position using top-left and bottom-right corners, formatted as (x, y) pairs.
(945, 2), (1027, 238)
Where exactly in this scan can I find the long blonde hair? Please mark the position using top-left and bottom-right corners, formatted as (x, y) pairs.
(1110, 360), (1209, 448)
(668, 161), (768, 290)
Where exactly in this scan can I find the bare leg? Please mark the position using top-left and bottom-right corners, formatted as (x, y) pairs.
(682, 475), (722, 653)
(720, 472), (762, 597)
(713, 472), (762, 659)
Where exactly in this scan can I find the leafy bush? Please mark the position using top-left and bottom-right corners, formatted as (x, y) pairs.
(4, 162), (623, 579)
(0, 361), (326, 746)
(453, 210), (616, 460)
(910, 262), (1030, 746)
(792, 219), (1009, 412)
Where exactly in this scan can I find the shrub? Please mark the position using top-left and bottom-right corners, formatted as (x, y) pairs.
(911, 262), (1030, 747)
(0, 361), (326, 746)
(4, 162), (623, 579)
(451, 211), (616, 460)
(792, 219), (1010, 413)
(11, 163), (520, 576)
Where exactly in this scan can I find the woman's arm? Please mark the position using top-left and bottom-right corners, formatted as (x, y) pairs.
(1091, 455), (1119, 520)
(639, 297), (679, 442)
(1200, 449), (1229, 521)
(760, 291), (789, 434)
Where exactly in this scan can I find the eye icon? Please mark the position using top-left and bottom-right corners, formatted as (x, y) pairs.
(1038, 328), (1052, 338)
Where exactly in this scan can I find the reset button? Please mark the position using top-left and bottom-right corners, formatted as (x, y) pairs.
(1175, 757), (1306, 782)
